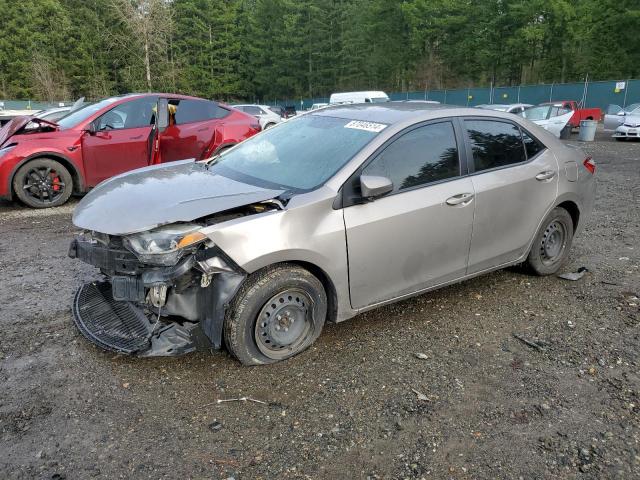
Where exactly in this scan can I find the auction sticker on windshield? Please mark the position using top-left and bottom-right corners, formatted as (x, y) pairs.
(344, 120), (388, 133)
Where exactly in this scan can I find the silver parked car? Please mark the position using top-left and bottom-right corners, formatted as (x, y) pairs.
(603, 103), (640, 132)
(607, 103), (640, 141)
(69, 103), (596, 365)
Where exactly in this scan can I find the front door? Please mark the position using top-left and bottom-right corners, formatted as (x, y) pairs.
(343, 120), (475, 309)
(603, 104), (624, 131)
(82, 96), (158, 186)
(159, 98), (222, 162)
(463, 118), (559, 274)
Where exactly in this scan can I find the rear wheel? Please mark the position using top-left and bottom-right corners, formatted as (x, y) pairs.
(525, 207), (574, 275)
(224, 264), (327, 365)
(13, 158), (73, 208)
(264, 122), (276, 129)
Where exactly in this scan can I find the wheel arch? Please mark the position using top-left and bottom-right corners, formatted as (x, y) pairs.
(9, 152), (84, 199)
(248, 260), (339, 324)
(556, 199), (580, 232)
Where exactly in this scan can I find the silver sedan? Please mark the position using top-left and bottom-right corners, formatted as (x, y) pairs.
(69, 103), (596, 365)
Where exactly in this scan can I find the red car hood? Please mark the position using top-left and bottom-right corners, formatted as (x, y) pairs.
(0, 115), (59, 147)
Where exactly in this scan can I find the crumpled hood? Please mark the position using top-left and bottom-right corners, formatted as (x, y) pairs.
(73, 160), (285, 235)
(0, 116), (31, 147)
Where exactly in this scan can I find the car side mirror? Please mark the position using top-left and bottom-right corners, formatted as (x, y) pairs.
(617, 111), (626, 116)
(360, 175), (393, 200)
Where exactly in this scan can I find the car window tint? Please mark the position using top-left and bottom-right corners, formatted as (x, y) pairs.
(465, 120), (526, 172)
(522, 130), (544, 159)
(169, 99), (225, 124)
(96, 96), (157, 131)
(363, 122), (460, 192)
(242, 106), (262, 116)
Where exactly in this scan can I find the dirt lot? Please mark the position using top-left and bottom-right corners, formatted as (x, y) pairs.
(1, 131), (639, 479)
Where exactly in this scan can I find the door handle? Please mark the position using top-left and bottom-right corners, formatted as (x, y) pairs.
(535, 171), (556, 181)
(129, 134), (143, 140)
(446, 193), (474, 206)
(197, 127), (210, 132)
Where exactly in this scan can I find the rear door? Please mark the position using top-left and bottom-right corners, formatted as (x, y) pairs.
(343, 120), (475, 309)
(463, 118), (558, 274)
(81, 96), (157, 185)
(159, 98), (226, 162)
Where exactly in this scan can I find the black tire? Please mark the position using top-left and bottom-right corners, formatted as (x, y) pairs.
(264, 123), (275, 129)
(224, 264), (327, 365)
(526, 207), (574, 276)
(13, 158), (73, 208)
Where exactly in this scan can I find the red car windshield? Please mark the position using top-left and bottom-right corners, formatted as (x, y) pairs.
(56, 97), (122, 130)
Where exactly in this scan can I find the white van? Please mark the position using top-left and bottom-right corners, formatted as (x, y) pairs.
(329, 91), (390, 105)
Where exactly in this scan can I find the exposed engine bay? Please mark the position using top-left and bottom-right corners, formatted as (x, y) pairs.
(69, 202), (281, 356)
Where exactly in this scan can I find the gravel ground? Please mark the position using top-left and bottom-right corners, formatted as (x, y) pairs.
(1, 131), (639, 479)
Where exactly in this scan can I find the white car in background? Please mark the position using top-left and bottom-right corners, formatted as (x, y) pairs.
(232, 104), (282, 129)
(477, 103), (532, 115)
(521, 105), (574, 138)
(310, 103), (329, 110)
(329, 91), (390, 105)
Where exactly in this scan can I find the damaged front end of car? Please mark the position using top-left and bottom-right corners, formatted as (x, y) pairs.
(68, 203), (279, 357)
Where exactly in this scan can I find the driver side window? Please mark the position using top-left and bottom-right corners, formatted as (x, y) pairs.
(95, 97), (157, 131)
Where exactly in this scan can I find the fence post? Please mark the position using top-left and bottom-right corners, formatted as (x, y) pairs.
(517, 86), (521, 103)
(623, 79), (630, 107)
(466, 87), (470, 106)
(549, 83), (554, 102)
(444, 89), (447, 104)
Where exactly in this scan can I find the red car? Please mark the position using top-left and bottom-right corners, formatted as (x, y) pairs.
(0, 93), (260, 208)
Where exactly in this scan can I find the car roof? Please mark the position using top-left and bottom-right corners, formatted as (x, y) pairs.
(311, 101), (501, 125)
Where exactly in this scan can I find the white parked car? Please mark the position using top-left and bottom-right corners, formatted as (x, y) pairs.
(329, 91), (390, 105)
(477, 103), (532, 115)
(232, 104), (282, 129)
(521, 105), (574, 138)
(310, 103), (329, 110)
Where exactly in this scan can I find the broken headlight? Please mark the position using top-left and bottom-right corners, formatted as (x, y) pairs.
(123, 224), (207, 266)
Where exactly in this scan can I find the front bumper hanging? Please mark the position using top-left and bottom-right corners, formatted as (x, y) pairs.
(69, 238), (245, 357)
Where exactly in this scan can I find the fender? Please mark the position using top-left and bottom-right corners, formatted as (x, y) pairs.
(7, 150), (85, 200)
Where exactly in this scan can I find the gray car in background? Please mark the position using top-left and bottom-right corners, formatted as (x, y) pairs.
(69, 103), (596, 365)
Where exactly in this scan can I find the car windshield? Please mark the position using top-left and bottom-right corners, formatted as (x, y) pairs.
(523, 106), (551, 121)
(625, 103), (640, 113)
(56, 97), (122, 130)
(212, 115), (380, 190)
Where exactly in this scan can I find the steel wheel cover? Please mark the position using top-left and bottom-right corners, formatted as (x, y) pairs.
(255, 288), (315, 359)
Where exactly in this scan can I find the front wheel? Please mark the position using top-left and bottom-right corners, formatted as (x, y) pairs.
(13, 158), (73, 208)
(525, 207), (574, 275)
(224, 264), (327, 365)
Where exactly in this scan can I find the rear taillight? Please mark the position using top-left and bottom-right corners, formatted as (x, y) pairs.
(583, 156), (596, 174)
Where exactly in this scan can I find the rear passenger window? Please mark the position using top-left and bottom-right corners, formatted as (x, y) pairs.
(522, 130), (545, 159)
(363, 121), (460, 192)
(169, 99), (228, 124)
(465, 120), (526, 172)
